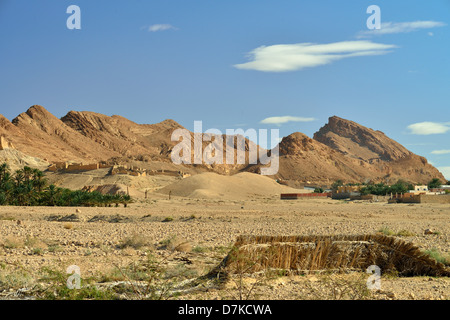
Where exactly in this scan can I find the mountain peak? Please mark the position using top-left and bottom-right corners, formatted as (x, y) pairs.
(314, 116), (411, 161)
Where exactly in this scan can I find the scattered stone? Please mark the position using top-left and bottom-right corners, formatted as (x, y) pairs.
(424, 229), (434, 235)
(88, 214), (131, 223)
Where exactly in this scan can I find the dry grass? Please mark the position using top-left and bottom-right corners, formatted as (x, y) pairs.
(213, 234), (450, 278)
(63, 222), (73, 230)
(2, 236), (24, 249)
(118, 234), (151, 250)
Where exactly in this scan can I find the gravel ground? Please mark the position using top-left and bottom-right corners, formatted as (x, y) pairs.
(0, 196), (448, 300)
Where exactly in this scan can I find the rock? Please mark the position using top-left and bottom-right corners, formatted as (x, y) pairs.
(424, 229), (434, 235)
(76, 209), (81, 213)
(174, 242), (192, 252)
(386, 292), (396, 299)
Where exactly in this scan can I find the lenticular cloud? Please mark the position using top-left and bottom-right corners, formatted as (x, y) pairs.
(234, 40), (397, 72)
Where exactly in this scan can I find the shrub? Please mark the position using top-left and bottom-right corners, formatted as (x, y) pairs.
(118, 234), (149, 250)
(424, 248), (449, 266)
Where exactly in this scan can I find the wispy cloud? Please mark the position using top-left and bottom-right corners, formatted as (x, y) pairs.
(437, 167), (450, 180)
(357, 21), (446, 38)
(144, 24), (177, 32)
(234, 41), (396, 72)
(260, 116), (316, 126)
(407, 122), (450, 135)
(431, 150), (450, 155)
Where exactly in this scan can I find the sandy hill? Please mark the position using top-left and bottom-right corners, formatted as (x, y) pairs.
(157, 172), (309, 200)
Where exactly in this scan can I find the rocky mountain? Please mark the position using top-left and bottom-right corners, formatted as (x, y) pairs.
(61, 110), (263, 175)
(0, 105), (445, 185)
(4, 105), (120, 162)
(313, 116), (412, 161)
(312, 116), (445, 184)
(61, 110), (183, 161)
(247, 132), (381, 185)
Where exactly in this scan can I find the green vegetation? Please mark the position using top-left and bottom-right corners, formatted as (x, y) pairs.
(331, 177), (448, 196)
(424, 248), (449, 266)
(360, 180), (413, 196)
(0, 163), (131, 207)
(331, 180), (343, 192)
(313, 187), (324, 193)
(38, 267), (117, 300)
(377, 226), (416, 237)
(427, 178), (442, 189)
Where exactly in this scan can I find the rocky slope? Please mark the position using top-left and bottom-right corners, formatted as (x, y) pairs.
(314, 116), (412, 161)
(313, 116), (446, 184)
(6, 105), (120, 162)
(61, 110), (182, 161)
(0, 106), (445, 185)
(62, 110), (263, 175)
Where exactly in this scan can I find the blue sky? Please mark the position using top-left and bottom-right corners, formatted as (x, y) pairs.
(0, 0), (449, 179)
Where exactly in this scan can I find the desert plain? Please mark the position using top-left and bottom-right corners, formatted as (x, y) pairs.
(0, 186), (448, 300)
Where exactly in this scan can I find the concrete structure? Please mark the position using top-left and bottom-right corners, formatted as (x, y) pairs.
(392, 192), (450, 204)
(396, 194), (450, 204)
(336, 185), (361, 194)
(413, 185), (428, 193)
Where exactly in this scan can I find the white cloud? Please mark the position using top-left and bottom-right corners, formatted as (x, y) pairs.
(260, 116), (316, 126)
(431, 150), (450, 155)
(234, 41), (396, 72)
(437, 166), (450, 180)
(407, 122), (450, 135)
(357, 21), (446, 38)
(147, 24), (177, 32)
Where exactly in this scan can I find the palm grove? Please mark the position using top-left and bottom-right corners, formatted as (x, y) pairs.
(0, 163), (131, 207)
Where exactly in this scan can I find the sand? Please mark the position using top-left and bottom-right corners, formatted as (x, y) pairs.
(157, 172), (310, 200)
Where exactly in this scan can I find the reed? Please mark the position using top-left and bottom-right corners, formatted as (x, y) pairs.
(211, 234), (450, 278)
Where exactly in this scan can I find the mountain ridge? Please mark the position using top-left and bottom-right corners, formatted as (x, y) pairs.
(0, 105), (445, 185)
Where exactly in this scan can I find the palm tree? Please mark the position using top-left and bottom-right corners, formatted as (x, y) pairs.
(14, 169), (24, 187)
(32, 168), (46, 193)
(0, 163), (10, 181)
(23, 166), (33, 183)
(45, 184), (60, 206)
